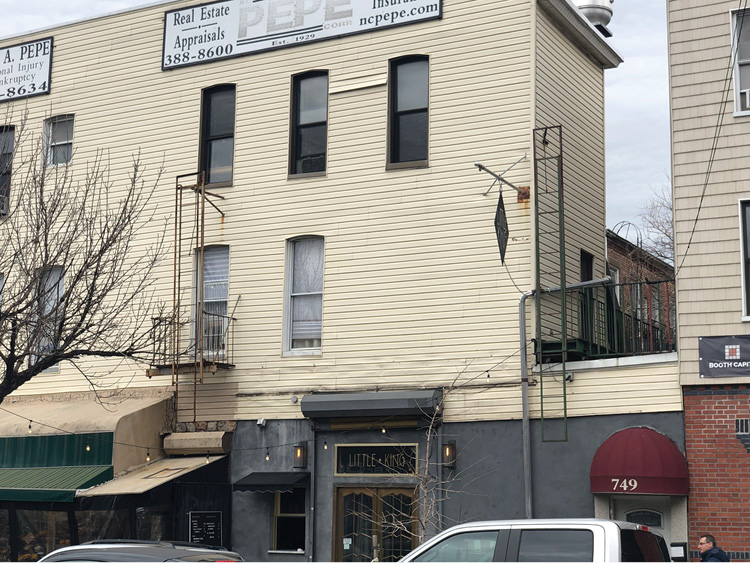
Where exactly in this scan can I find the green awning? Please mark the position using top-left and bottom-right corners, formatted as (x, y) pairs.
(0, 465), (113, 502)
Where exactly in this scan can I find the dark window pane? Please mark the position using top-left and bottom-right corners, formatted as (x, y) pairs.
(207, 138), (234, 183)
(518, 529), (593, 562)
(620, 529), (666, 562)
(277, 516), (306, 551)
(395, 111), (428, 162)
(396, 60), (428, 112)
(413, 531), (498, 562)
(298, 74), (328, 125)
(298, 124), (327, 158)
(297, 155), (326, 174)
(279, 489), (305, 514)
(0, 128), (13, 155)
(739, 12), (750, 60)
(208, 88), (236, 137)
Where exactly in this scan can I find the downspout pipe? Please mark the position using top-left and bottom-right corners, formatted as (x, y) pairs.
(519, 276), (610, 520)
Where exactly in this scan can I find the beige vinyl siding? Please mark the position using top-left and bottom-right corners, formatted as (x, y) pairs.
(2, 0), (633, 424)
(3, 0), (537, 424)
(669, 1), (750, 385)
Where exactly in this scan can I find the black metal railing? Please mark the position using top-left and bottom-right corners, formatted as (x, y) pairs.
(540, 279), (676, 363)
(151, 308), (236, 368)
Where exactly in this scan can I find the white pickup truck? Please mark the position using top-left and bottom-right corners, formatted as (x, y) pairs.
(399, 518), (681, 562)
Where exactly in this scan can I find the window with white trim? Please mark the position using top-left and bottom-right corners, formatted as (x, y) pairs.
(34, 266), (64, 369)
(44, 115), (74, 166)
(741, 201), (750, 317)
(733, 10), (750, 114)
(285, 236), (323, 353)
(195, 245), (229, 357)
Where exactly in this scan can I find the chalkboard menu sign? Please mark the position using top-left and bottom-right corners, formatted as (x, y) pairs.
(336, 444), (417, 475)
(189, 511), (222, 545)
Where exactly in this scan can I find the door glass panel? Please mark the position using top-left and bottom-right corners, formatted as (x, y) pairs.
(517, 529), (593, 562)
(343, 492), (374, 562)
(381, 493), (414, 562)
(413, 531), (499, 562)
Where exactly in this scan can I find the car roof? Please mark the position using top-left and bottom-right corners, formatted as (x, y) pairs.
(39, 541), (243, 562)
(434, 518), (647, 532)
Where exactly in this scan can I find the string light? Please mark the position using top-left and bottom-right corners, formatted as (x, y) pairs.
(323, 439), (328, 450)
(205, 453), (210, 464)
(146, 449), (151, 462)
(265, 448), (270, 461)
(381, 427), (386, 434)
(85, 443), (91, 452)
(28, 421), (32, 434)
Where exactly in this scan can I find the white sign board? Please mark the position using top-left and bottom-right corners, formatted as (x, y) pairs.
(163, 0), (441, 70)
(0, 38), (53, 103)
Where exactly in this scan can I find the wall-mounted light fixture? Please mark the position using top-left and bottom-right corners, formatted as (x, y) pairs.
(293, 443), (308, 469)
(443, 441), (457, 469)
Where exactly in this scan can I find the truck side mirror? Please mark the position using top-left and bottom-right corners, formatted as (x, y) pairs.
(670, 542), (688, 562)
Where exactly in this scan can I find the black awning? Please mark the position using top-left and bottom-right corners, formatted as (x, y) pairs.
(300, 389), (442, 420)
(233, 471), (309, 493)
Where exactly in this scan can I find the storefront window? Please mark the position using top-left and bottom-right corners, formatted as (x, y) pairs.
(16, 510), (70, 562)
(0, 509), (10, 561)
(75, 509), (130, 543)
(136, 504), (174, 541)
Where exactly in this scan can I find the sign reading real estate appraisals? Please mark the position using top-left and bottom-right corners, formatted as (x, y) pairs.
(0, 38), (53, 103)
(162, 0), (442, 70)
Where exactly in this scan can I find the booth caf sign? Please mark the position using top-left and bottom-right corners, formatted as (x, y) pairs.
(699, 335), (750, 378)
(0, 38), (52, 103)
(336, 444), (417, 475)
(162, 0), (441, 70)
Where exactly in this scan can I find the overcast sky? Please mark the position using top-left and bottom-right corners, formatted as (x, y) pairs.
(1, 0), (670, 237)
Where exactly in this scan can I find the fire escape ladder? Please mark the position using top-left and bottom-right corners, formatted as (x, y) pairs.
(533, 125), (569, 442)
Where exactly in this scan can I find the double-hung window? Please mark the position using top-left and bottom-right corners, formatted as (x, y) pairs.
(741, 201), (750, 317)
(733, 10), (750, 114)
(388, 56), (429, 167)
(34, 266), (64, 367)
(195, 245), (230, 357)
(200, 85), (236, 185)
(273, 489), (305, 551)
(45, 115), (74, 166)
(290, 71), (328, 175)
(0, 126), (13, 215)
(285, 236), (324, 353)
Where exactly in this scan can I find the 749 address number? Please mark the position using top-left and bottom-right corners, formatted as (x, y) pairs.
(611, 478), (638, 491)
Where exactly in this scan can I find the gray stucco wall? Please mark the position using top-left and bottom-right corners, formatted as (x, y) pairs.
(229, 412), (684, 561)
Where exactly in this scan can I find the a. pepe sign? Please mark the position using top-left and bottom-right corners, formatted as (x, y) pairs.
(0, 38), (53, 103)
(162, 0), (441, 70)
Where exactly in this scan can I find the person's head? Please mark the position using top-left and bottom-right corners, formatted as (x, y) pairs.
(698, 534), (716, 554)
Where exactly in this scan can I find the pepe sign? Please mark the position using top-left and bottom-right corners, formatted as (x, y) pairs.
(0, 38), (53, 103)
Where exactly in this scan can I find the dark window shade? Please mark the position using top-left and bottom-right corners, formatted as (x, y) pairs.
(390, 57), (429, 164)
(201, 85), (236, 184)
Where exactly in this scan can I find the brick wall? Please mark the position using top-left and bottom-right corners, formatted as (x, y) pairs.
(684, 386), (750, 561)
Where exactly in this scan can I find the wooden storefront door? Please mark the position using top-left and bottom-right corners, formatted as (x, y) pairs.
(334, 487), (417, 562)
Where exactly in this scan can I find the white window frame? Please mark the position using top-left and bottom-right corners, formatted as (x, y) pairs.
(732, 9), (750, 116)
(193, 245), (230, 359)
(34, 266), (64, 372)
(44, 114), (74, 166)
(740, 199), (750, 321)
(283, 236), (324, 356)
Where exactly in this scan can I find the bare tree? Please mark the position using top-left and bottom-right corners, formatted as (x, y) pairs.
(0, 112), (166, 402)
(639, 178), (674, 264)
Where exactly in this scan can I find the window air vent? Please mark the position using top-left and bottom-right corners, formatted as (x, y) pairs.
(736, 418), (750, 435)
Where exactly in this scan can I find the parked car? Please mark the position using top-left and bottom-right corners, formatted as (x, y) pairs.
(38, 540), (244, 562)
(398, 519), (672, 562)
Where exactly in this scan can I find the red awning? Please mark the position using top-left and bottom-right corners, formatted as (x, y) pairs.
(590, 427), (688, 495)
